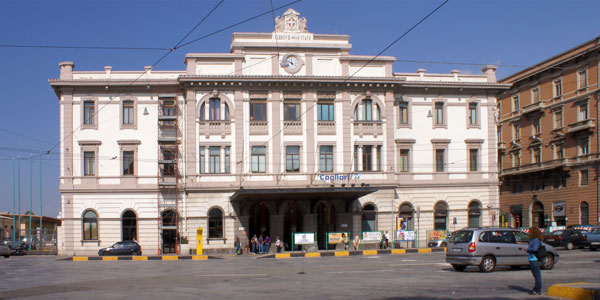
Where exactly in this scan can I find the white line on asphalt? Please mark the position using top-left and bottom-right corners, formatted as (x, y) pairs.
(401, 259), (417, 262)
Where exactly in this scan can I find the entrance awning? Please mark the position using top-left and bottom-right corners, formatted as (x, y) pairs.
(230, 186), (378, 202)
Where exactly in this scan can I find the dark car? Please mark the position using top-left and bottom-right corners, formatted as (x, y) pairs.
(98, 241), (142, 256)
(0, 244), (10, 258)
(543, 229), (589, 250)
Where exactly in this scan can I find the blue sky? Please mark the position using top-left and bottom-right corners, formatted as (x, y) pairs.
(1, 0), (599, 217)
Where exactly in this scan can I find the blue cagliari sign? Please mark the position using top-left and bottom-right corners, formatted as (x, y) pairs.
(319, 173), (361, 183)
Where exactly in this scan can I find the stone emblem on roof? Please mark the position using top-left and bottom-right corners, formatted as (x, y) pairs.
(275, 8), (307, 33)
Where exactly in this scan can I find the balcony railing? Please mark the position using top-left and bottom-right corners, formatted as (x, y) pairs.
(353, 121), (383, 137)
(249, 121), (268, 135)
(567, 119), (595, 133)
(317, 121), (336, 135)
(283, 121), (302, 135)
(198, 120), (231, 136)
(522, 101), (543, 114)
(501, 158), (567, 176)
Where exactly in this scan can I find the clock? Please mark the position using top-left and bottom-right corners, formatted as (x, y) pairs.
(281, 54), (303, 74)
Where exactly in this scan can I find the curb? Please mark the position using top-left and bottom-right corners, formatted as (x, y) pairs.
(263, 247), (446, 259)
(548, 282), (600, 300)
(69, 255), (215, 261)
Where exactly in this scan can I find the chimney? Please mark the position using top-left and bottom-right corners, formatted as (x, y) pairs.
(481, 65), (497, 82)
(417, 68), (426, 80)
(59, 61), (75, 80)
(451, 69), (460, 80)
(104, 66), (112, 75)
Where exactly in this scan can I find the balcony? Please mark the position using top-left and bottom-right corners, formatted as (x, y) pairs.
(501, 158), (567, 176)
(249, 121), (268, 135)
(498, 142), (506, 151)
(158, 127), (178, 143)
(317, 121), (336, 135)
(522, 101), (544, 114)
(283, 121), (302, 135)
(353, 121), (383, 137)
(198, 120), (231, 137)
(567, 119), (595, 134)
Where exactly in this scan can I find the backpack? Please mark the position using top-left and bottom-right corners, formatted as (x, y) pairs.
(535, 244), (547, 260)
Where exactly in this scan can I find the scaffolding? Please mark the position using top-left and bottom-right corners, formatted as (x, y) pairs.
(157, 94), (180, 254)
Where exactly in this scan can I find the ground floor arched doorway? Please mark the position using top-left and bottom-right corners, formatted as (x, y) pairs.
(249, 203), (270, 240)
(161, 210), (177, 254)
(283, 201), (303, 251)
(316, 202), (336, 249)
(531, 201), (544, 228)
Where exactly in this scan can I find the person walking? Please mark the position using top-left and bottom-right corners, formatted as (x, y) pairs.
(234, 236), (241, 255)
(526, 227), (544, 295)
(264, 235), (271, 254)
(258, 235), (264, 254)
(352, 234), (360, 250)
(251, 234), (258, 254)
(275, 236), (282, 253)
(342, 233), (348, 250)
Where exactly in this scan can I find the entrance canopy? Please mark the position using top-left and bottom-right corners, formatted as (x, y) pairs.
(230, 187), (378, 202)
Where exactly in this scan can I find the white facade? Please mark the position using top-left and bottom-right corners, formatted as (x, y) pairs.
(51, 9), (510, 255)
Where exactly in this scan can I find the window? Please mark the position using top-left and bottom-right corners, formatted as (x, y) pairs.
(468, 102), (478, 126)
(83, 101), (95, 125)
(318, 102), (334, 121)
(578, 69), (588, 89)
(555, 144), (564, 159)
(209, 146), (220, 173)
(532, 117), (541, 135)
(468, 202), (481, 228)
(553, 79), (562, 97)
(83, 151), (95, 176)
(512, 95), (520, 112)
(399, 149), (409, 172)
(580, 170), (589, 186)
(531, 87), (540, 103)
(513, 123), (520, 140)
(513, 151), (521, 167)
(162, 100), (175, 116)
(251, 146), (266, 173)
(355, 98), (380, 121)
(82, 210), (98, 240)
(469, 149), (479, 172)
(434, 202), (448, 230)
(209, 98), (220, 120)
(434, 102), (444, 125)
(319, 145), (333, 172)
(208, 208), (223, 238)
(224, 146), (230, 173)
(399, 204), (414, 230)
(376, 145), (382, 171)
(284, 102), (301, 121)
(250, 102), (266, 121)
(162, 150), (175, 175)
(362, 145), (372, 171)
(286, 146), (300, 172)
(580, 202), (589, 224)
(361, 204), (376, 232)
(121, 210), (137, 241)
(578, 102), (588, 121)
(554, 110), (563, 129)
(122, 151), (134, 175)
(578, 137), (590, 156)
(435, 149), (445, 172)
(497, 126), (502, 141)
(532, 147), (541, 164)
(353, 145), (359, 171)
(199, 146), (205, 173)
(122, 100), (134, 125)
(399, 101), (409, 125)
(224, 103), (230, 120)
(199, 103), (205, 121)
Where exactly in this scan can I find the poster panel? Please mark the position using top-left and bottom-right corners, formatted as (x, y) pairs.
(396, 230), (415, 241)
(294, 233), (315, 245)
(328, 233), (345, 244)
(362, 231), (382, 242)
(427, 230), (448, 241)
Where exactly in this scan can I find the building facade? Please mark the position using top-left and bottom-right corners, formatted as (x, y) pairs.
(498, 36), (600, 229)
(51, 9), (508, 255)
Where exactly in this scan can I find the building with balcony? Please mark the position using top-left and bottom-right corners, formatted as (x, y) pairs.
(497, 36), (600, 229)
(50, 9), (508, 255)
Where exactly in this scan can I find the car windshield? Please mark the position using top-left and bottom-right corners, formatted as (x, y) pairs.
(592, 228), (600, 234)
(450, 230), (473, 244)
(551, 230), (563, 235)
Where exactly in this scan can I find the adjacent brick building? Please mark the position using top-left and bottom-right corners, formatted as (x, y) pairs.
(498, 36), (600, 228)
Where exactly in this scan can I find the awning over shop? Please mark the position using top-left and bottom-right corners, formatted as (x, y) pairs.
(230, 186), (378, 202)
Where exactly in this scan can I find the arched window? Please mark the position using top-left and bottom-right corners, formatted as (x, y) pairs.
(209, 98), (220, 120)
(580, 202), (589, 224)
(399, 203), (414, 231)
(122, 210), (137, 241)
(199, 103), (205, 121)
(208, 208), (223, 238)
(362, 204), (377, 232)
(434, 202), (448, 230)
(532, 201), (544, 228)
(82, 210), (98, 240)
(354, 99), (381, 121)
(468, 201), (481, 228)
(224, 103), (230, 120)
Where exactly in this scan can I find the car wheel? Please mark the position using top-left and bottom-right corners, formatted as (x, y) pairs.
(566, 242), (574, 250)
(452, 264), (467, 271)
(479, 256), (496, 273)
(135, 250), (141, 256)
(3, 255), (9, 258)
(440, 242), (447, 248)
(541, 254), (554, 270)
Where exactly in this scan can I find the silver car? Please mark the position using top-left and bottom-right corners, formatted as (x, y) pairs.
(0, 244), (10, 258)
(445, 228), (559, 272)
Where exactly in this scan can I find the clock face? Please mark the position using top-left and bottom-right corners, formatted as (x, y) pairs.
(286, 56), (299, 70)
(281, 54), (302, 74)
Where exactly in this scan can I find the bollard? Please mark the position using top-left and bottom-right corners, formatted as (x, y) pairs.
(246, 243), (249, 254)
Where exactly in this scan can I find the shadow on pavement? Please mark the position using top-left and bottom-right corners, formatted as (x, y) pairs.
(507, 285), (530, 293)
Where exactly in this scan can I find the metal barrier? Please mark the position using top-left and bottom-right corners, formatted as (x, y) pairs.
(325, 232), (349, 250)
(1, 228), (57, 255)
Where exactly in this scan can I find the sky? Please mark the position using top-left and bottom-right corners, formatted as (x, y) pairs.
(1, 0), (599, 218)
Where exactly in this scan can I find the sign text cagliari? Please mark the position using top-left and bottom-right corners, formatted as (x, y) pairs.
(273, 33), (313, 41)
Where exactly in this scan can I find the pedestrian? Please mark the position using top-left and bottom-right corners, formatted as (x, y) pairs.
(526, 227), (544, 295)
(381, 232), (386, 249)
(342, 233), (348, 250)
(3, 225), (9, 242)
(275, 236), (282, 253)
(352, 234), (360, 250)
(251, 234), (258, 254)
(234, 236), (241, 255)
(264, 235), (271, 254)
(258, 235), (264, 254)
(385, 231), (390, 249)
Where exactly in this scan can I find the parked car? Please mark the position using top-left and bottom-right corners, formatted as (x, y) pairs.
(0, 244), (10, 258)
(98, 241), (142, 256)
(580, 227), (600, 251)
(428, 239), (448, 248)
(543, 229), (590, 250)
(4, 241), (28, 256)
(446, 227), (559, 273)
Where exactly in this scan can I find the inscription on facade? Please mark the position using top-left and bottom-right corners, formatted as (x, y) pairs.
(273, 33), (313, 41)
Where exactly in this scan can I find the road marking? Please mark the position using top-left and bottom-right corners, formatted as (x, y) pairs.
(192, 255), (208, 260)
(388, 263), (448, 267)
(132, 256), (148, 261)
(327, 269), (395, 274)
(392, 249), (406, 254)
(72, 256), (88, 261)
(275, 253), (291, 259)
(334, 252), (349, 257)
(102, 256), (118, 261)
(305, 253), (321, 258)
(418, 248), (432, 253)
(162, 256), (178, 261)
(401, 259), (417, 262)
(363, 250), (378, 256)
